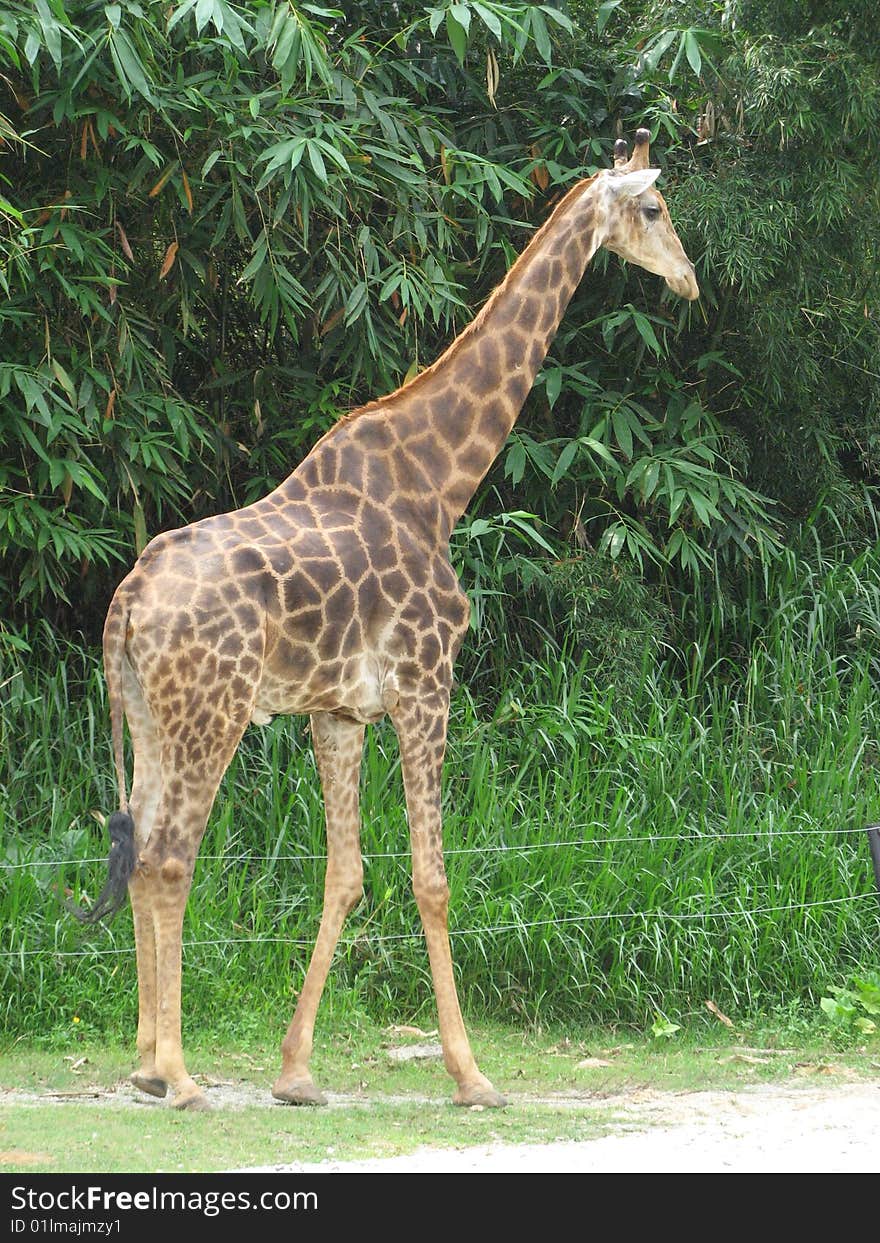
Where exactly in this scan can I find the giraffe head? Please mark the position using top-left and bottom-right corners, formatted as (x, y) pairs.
(598, 129), (699, 301)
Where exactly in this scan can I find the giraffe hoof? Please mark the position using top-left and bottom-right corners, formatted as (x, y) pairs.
(453, 1084), (508, 1109)
(272, 1079), (328, 1107)
(171, 1090), (212, 1112)
(130, 1073), (168, 1099)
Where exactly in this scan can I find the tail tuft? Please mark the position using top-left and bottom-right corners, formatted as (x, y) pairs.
(66, 811), (137, 924)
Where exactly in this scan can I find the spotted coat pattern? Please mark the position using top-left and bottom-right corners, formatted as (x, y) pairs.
(100, 135), (698, 1109)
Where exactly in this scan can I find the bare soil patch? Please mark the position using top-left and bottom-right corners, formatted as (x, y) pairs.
(242, 1080), (880, 1173)
(4, 1076), (879, 1173)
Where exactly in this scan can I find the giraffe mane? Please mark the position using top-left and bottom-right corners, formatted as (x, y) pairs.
(311, 172), (601, 448)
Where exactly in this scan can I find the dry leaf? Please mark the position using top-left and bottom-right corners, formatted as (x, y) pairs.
(384, 1024), (433, 1038)
(148, 163), (178, 198)
(0, 1151), (52, 1165)
(43, 1090), (105, 1099)
(116, 222), (134, 262)
(159, 241), (179, 280)
(705, 999), (734, 1028)
(719, 1053), (770, 1066)
(320, 306), (344, 336)
(529, 143), (549, 192)
(104, 388), (117, 420)
(697, 1045), (794, 1056)
(181, 168), (193, 214)
(735, 1045), (796, 1056)
(576, 1058), (614, 1069)
(486, 47), (499, 108)
(544, 1038), (573, 1055)
(794, 1063), (844, 1076)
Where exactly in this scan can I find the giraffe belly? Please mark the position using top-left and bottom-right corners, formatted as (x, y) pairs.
(253, 651), (388, 724)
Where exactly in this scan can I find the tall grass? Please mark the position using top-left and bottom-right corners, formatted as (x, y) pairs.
(2, 538), (879, 1042)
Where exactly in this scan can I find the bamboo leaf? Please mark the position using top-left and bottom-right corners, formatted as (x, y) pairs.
(472, 2), (502, 42)
(306, 140), (327, 182)
(527, 6), (551, 66)
(597, 0), (623, 37)
(685, 29), (702, 76)
(631, 310), (662, 355)
(552, 439), (579, 485)
(133, 500), (147, 553)
(543, 367), (563, 409)
(109, 29), (157, 103)
(445, 9), (468, 66)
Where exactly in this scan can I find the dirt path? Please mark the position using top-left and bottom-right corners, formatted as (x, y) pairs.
(242, 1081), (880, 1173)
(5, 1078), (878, 1172)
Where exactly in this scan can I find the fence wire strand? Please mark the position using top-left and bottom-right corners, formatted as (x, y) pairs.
(1, 892), (875, 960)
(0, 822), (871, 871)
(3, 824), (876, 962)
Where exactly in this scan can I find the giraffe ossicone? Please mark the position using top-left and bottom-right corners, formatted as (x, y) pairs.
(71, 129), (698, 1111)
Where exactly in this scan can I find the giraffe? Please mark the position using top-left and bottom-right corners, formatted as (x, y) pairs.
(72, 130), (698, 1110)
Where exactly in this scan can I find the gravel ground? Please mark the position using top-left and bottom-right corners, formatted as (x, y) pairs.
(241, 1081), (880, 1174)
(6, 1077), (879, 1173)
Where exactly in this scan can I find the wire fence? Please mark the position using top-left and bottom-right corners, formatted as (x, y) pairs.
(2, 896), (878, 960)
(0, 821), (873, 870)
(2, 824), (877, 962)
(0, 892), (877, 960)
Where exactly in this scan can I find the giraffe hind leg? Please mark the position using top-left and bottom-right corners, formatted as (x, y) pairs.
(116, 659), (168, 1099)
(136, 771), (233, 1111)
(128, 677), (256, 1109)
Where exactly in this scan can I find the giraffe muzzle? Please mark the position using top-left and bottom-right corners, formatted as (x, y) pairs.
(667, 260), (699, 301)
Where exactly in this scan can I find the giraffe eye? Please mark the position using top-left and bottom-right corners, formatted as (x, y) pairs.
(642, 204), (661, 221)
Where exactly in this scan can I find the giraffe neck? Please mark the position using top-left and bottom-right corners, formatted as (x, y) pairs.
(293, 175), (606, 542)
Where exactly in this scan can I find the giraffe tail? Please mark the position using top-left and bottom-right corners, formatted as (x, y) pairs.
(66, 593), (136, 924)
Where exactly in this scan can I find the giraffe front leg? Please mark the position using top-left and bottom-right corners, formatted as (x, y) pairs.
(393, 693), (507, 1108)
(273, 713), (365, 1106)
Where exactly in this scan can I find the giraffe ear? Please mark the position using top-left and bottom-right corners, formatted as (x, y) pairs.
(609, 168), (661, 198)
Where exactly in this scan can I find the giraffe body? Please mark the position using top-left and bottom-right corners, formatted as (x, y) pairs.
(80, 132), (698, 1109)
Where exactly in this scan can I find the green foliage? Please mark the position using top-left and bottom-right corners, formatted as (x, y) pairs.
(0, 0), (562, 622)
(4, 0), (880, 1049)
(539, 553), (670, 692)
(2, 0), (877, 659)
(3, 533), (880, 1036)
(650, 1013), (682, 1039)
(820, 971), (880, 1036)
